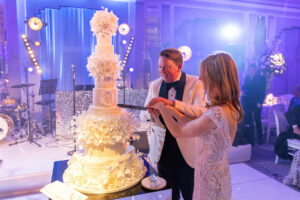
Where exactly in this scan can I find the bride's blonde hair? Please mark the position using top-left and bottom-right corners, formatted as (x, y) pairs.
(200, 52), (243, 121)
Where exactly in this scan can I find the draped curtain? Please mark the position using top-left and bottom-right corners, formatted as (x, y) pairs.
(39, 7), (101, 91)
(269, 28), (300, 95)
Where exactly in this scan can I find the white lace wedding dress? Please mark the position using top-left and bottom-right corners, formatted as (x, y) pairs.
(193, 106), (232, 200)
(283, 150), (300, 188)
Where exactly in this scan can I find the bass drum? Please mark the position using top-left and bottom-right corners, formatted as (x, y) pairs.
(0, 113), (14, 141)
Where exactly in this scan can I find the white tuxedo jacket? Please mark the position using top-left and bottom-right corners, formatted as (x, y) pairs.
(140, 74), (205, 168)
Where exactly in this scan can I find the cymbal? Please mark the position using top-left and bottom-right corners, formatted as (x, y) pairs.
(35, 99), (55, 105)
(11, 83), (35, 88)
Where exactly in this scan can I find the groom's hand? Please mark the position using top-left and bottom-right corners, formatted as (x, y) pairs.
(148, 97), (174, 107)
(147, 107), (160, 121)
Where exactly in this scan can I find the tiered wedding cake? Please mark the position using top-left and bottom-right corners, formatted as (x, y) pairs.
(63, 8), (146, 194)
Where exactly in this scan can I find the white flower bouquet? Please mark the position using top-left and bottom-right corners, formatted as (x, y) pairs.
(86, 54), (122, 79)
(76, 110), (139, 146)
(90, 8), (118, 37)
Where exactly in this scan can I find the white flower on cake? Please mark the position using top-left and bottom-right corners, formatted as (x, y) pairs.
(90, 8), (118, 36)
(76, 109), (139, 146)
(86, 54), (122, 79)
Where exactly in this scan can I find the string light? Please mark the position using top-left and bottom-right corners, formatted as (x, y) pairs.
(121, 36), (135, 69)
(21, 34), (42, 74)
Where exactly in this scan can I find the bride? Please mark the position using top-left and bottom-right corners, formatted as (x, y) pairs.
(149, 52), (243, 200)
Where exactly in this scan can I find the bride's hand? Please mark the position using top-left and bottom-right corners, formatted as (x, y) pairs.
(168, 106), (193, 123)
(148, 97), (173, 108)
(150, 102), (165, 111)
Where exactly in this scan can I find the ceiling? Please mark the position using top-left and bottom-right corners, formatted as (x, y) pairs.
(229, 0), (300, 9)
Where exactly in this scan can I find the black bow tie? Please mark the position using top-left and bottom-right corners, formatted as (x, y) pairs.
(165, 80), (180, 89)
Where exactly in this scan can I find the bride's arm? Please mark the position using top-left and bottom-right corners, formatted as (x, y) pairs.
(156, 103), (216, 138)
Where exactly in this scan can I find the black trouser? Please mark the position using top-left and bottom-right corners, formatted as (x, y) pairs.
(275, 130), (300, 159)
(243, 106), (263, 145)
(158, 155), (194, 200)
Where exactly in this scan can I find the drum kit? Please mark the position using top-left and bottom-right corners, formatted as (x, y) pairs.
(0, 83), (47, 145)
(0, 94), (26, 141)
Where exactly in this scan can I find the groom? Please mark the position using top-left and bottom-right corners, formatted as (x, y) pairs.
(140, 48), (205, 200)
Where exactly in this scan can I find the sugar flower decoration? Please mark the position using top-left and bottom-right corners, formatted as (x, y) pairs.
(90, 8), (118, 37)
(75, 109), (139, 147)
(86, 54), (122, 79)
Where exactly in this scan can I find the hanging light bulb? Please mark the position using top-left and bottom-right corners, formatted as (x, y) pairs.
(34, 41), (41, 47)
(28, 67), (33, 72)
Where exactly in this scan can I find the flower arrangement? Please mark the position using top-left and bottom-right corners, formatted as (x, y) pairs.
(86, 54), (122, 79)
(255, 37), (286, 89)
(90, 8), (118, 37)
(75, 109), (139, 146)
(259, 52), (286, 76)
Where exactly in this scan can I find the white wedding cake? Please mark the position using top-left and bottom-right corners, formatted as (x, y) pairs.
(63, 8), (146, 194)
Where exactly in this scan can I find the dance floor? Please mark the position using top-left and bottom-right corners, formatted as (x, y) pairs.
(0, 134), (300, 200)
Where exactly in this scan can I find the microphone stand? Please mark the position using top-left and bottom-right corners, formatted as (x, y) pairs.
(67, 64), (77, 156)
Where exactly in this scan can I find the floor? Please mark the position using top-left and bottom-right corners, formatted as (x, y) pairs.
(0, 134), (300, 200)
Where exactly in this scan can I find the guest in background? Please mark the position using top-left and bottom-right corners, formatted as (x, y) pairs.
(285, 85), (300, 127)
(241, 64), (266, 145)
(275, 86), (300, 159)
(140, 48), (205, 200)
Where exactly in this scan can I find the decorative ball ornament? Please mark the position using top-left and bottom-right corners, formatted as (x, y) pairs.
(28, 17), (43, 31)
(178, 46), (192, 61)
(118, 23), (130, 35)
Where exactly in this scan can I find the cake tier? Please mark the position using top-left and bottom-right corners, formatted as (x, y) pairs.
(95, 77), (115, 88)
(88, 105), (121, 116)
(76, 108), (139, 147)
(85, 143), (127, 158)
(95, 35), (113, 55)
(63, 150), (146, 194)
(95, 44), (114, 56)
(97, 33), (112, 46)
(92, 87), (117, 107)
(93, 77), (117, 108)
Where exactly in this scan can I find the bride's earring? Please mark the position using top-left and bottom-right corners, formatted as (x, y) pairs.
(205, 91), (211, 105)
